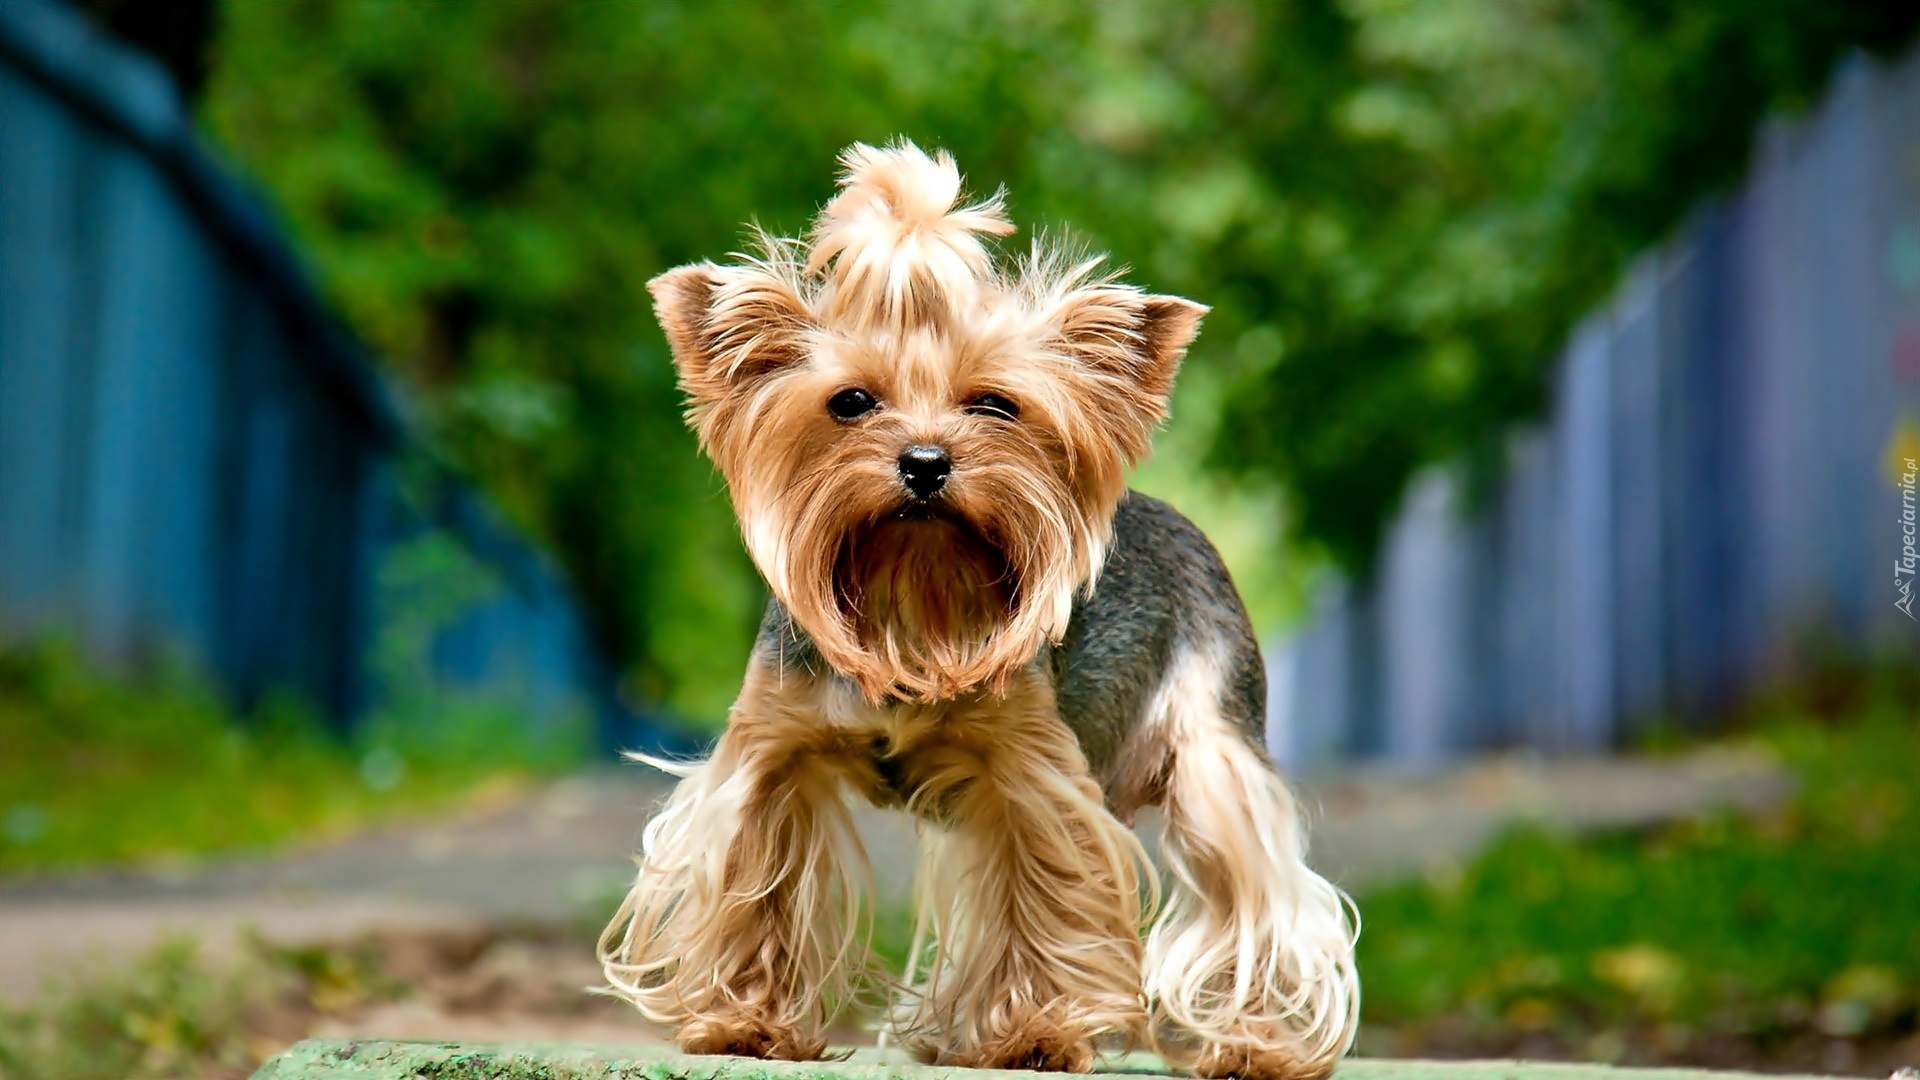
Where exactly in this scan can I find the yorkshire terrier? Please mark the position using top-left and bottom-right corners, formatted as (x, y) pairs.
(600, 141), (1358, 1080)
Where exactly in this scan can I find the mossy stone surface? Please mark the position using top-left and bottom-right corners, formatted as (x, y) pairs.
(249, 1040), (1834, 1080)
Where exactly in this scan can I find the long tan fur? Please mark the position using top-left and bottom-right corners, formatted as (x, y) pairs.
(885, 670), (1155, 1070)
(647, 139), (1203, 703)
(620, 139), (1359, 1075)
(1141, 640), (1361, 1080)
(597, 660), (883, 1059)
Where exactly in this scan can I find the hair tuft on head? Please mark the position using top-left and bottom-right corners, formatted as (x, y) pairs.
(807, 140), (1015, 328)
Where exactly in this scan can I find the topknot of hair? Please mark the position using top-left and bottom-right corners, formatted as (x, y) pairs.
(807, 140), (1015, 329)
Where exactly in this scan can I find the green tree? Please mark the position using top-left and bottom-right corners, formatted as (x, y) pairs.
(201, 0), (1915, 721)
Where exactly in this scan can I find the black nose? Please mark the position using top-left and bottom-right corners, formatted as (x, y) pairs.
(897, 444), (952, 499)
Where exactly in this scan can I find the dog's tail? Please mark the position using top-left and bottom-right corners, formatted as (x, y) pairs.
(1144, 644), (1360, 1080)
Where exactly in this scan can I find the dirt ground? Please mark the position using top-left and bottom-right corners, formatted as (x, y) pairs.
(229, 922), (1919, 1078)
(1, 745), (1817, 1071)
(232, 924), (894, 1053)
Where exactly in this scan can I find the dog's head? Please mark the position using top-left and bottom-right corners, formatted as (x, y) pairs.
(651, 140), (1205, 701)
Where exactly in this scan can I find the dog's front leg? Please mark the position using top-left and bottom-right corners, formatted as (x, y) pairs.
(598, 659), (875, 1060)
(1142, 650), (1359, 1080)
(892, 671), (1152, 1071)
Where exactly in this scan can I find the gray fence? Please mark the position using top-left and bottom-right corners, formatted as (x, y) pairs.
(1269, 46), (1920, 771)
(0, 0), (682, 753)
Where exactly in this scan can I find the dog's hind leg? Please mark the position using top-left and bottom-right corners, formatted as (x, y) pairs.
(598, 659), (878, 1060)
(891, 671), (1152, 1071)
(1140, 639), (1360, 1080)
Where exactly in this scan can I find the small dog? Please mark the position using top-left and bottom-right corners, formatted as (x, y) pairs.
(600, 141), (1357, 1079)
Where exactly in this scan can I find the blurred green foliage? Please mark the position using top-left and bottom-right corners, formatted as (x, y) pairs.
(0, 937), (261, 1080)
(360, 527), (595, 764)
(0, 640), (583, 873)
(200, 0), (1917, 720)
(0, 932), (410, 1080)
(1359, 696), (1920, 1052)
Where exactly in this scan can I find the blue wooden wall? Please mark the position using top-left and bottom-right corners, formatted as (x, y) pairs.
(1269, 49), (1920, 771)
(0, 0), (681, 754)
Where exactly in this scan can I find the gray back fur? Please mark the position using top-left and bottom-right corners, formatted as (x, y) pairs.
(1048, 491), (1267, 776)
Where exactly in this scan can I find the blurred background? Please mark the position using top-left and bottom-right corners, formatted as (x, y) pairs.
(1, 0), (1917, 1077)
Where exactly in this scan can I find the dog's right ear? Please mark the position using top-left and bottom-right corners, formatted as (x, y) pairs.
(649, 263), (813, 402)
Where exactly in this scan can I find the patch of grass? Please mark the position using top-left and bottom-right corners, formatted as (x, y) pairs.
(0, 933), (417, 1080)
(0, 640), (586, 874)
(0, 937), (270, 1080)
(1357, 697), (1920, 1051)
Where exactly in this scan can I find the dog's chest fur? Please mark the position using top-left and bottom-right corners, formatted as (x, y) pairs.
(752, 491), (1270, 813)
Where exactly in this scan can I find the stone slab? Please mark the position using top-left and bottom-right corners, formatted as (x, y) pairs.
(249, 1039), (1834, 1080)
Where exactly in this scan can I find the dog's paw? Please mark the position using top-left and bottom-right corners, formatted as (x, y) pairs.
(945, 1026), (1097, 1073)
(677, 1014), (826, 1061)
(1191, 1043), (1335, 1080)
(1002, 1032), (1097, 1073)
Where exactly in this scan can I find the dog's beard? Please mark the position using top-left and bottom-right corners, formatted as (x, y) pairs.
(743, 455), (1110, 703)
(834, 512), (1018, 698)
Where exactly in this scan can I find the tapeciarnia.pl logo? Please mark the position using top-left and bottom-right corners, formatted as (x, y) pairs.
(1899, 456), (1918, 620)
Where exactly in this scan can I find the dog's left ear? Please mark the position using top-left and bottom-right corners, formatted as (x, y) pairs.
(1049, 287), (1207, 458)
(1055, 287), (1207, 401)
(649, 262), (813, 404)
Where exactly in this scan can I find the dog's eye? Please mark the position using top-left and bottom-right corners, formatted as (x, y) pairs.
(965, 393), (1019, 422)
(828, 388), (878, 420)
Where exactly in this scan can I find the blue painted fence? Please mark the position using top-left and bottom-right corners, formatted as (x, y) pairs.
(1269, 46), (1920, 771)
(0, 0), (678, 753)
